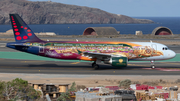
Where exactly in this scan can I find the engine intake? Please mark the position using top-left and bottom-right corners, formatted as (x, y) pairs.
(111, 57), (128, 67)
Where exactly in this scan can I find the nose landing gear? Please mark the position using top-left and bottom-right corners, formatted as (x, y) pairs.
(151, 60), (155, 69)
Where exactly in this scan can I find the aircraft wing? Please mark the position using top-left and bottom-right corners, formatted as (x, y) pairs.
(83, 52), (124, 60)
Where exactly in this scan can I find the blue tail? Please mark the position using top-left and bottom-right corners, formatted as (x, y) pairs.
(9, 14), (42, 42)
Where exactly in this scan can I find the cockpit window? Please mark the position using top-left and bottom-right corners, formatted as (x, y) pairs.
(162, 47), (168, 50)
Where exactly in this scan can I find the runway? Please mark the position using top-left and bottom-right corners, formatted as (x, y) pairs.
(0, 58), (180, 75)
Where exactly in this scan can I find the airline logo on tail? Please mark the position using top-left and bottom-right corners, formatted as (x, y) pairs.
(10, 14), (42, 42)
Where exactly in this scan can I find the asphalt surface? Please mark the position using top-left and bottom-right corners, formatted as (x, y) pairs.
(0, 58), (180, 75)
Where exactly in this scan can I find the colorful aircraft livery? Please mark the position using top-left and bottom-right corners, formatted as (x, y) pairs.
(7, 14), (176, 69)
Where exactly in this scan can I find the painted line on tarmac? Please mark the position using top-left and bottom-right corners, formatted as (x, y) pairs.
(156, 68), (180, 71)
(128, 64), (149, 67)
(0, 66), (92, 70)
(160, 62), (180, 65)
(20, 61), (45, 63)
(71, 62), (80, 64)
(142, 68), (180, 71)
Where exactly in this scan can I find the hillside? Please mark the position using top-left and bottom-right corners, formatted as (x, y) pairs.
(0, 0), (154, 24)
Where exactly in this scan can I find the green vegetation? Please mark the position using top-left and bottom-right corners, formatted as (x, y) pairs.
(0, 78), (41, 101)
(119, 79), (132, 89)
(77, 85), (86, 91)
(57, 82), (76, 101)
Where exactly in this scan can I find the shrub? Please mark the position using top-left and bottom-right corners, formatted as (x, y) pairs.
(77, 85), (86, 91)
(57, 82), (76, 101)
(119, 79), (131, 89)
(1, 78), (41, 100)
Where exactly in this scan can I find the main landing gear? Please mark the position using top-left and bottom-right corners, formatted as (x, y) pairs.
(151, 60), (155, 69)
(92, 61), (99, 70)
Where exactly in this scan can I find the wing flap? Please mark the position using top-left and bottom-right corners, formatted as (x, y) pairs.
(83, 52), (124, 60)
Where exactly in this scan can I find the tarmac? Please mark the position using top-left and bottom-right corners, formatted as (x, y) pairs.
(2, 59), (180, 75)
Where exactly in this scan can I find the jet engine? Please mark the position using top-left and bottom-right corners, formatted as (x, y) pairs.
(104, 57), (128, 67)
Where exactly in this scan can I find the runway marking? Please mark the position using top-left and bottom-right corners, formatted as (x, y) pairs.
(156, 68), (180, 71)
(15, 67), (27, 69)
(0, 66), (92, 70)
(20, 61), (45, 63)
(71, 62), (80, 64)
(142, 68), (180, 71)
(160, 62), (180, 65)
(128, 64), (149, 67)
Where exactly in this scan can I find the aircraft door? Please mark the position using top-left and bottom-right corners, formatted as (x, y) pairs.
(39, 43), (44, 53)
(151, 44), (157, 55)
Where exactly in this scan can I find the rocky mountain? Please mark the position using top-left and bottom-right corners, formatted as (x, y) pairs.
(0, 0), (154, 24)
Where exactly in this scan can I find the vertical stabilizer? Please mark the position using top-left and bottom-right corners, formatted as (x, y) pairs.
(9, 14), (42, 42)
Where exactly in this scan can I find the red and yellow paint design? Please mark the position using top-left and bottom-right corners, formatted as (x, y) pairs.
(25, 41), (163, 61)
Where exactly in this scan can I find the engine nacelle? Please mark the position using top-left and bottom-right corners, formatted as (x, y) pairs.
(110, 57), (128, 67)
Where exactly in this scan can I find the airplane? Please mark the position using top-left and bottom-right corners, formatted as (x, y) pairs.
(6, 14), (176, 70)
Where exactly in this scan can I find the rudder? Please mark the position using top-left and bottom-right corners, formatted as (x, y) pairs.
(9, 14), (42, 42)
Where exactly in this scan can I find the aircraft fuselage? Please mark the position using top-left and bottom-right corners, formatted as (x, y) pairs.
(7, 41), (176, 61)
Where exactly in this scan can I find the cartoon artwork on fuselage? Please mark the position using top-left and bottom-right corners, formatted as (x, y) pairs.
(25, 42), (163, 59)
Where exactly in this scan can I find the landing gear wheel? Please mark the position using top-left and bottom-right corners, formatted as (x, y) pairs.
(93, 64), (99, 70)
(92, 62), (96, 67)
(150, 60), (155, 69)
(151, 65), (155, 69)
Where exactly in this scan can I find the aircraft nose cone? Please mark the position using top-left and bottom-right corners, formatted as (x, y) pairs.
(171, 50), (176, 58)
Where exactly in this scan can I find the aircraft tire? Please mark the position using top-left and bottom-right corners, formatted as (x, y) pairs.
(92, 62), (96, 67)
(93, 64), (99, 70)
(151, 65), (155, 69)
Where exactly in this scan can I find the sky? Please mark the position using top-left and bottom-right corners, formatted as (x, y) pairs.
(29, 0), (180, 17)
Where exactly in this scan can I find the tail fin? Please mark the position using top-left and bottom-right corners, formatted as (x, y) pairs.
(9, 14), (42, 42)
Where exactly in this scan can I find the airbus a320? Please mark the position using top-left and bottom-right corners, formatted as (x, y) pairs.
(6, 14), (176, 69)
